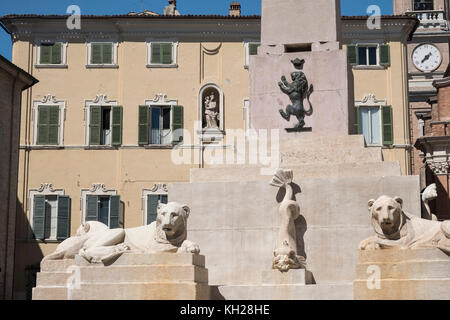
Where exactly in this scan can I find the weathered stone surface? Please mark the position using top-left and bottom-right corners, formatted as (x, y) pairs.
(354, 249), (450, 300)
(216, 283), (353, 300)
(262, 269), (313, 285)
(169, 175), (421, 287)
(33, 253), (210, 300)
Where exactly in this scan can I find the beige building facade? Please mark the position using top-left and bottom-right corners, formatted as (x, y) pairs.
(1, 12), (416, 299)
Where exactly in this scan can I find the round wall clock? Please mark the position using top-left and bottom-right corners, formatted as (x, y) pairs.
(412, 44), (442, 72)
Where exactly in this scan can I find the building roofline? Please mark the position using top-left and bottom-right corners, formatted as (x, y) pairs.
(0, 14), (261, 20)
(0, 54), (38, 89)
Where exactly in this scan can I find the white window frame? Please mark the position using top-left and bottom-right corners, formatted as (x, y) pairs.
(146, 40), (179, 68)
(356, 44), (379, 67)
(84, 94), (118, 146)
(32, 94), (66, 146)
(28, 183), (65, 241)
(80, 183), (117, 224)
(35, 39), (68, 68)
(356, 94), (387, 147)
(86, 40), (118, 68)
(244, 41), (260, 69)
(142, 184), (168, 225)
(144, 93), (178, 146)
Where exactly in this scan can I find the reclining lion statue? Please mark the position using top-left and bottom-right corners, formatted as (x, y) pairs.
(359, 195), (450, 253)
(43, 202), (200, 264)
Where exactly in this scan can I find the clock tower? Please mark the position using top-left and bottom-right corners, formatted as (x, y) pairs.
(394, 0), (450, 176)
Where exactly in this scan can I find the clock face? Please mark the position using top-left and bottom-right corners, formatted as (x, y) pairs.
(412, 44), (442, 72)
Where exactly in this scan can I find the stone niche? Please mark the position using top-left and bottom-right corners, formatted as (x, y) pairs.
(198, 83), (224, 142)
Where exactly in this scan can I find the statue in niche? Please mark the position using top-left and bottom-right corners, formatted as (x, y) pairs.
(163, 0), (180, 16)
(204, 92), (219, 129)
(270, 169), (306, 271)
(278, 58), (314, 131)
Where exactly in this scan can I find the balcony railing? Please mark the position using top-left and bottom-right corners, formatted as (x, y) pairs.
(406, 10), (449, 30)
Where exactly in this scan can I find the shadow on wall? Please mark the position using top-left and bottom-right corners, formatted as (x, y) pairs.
(13, 198), (44, 300)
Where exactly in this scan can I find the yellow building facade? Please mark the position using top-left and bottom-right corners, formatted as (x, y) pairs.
(0, 13), (417, 299)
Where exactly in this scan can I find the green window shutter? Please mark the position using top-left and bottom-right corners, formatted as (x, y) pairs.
(91, 44), (102, 64)
(161, 43), (173, 64)
(111, 106), (123, 146)
(48, 106), (60, 145)
(86, 195), (99, 222)
(138, 105), (150, 145)
(89, 106), (102, 145)
(347, 44), (358, 66)
(33, 195), (46, 240)
(172, 105), (184, 145)
(102, 43), (113, 64)
(354, 106), (361, 135)
(151, 43), (162, 64)
(56, 195), (70, 240)
(51, 43), (62, 64)
(109, 195), (120, 229)
(37, 106), (50, 145)
(379, 44), (390, 67)
(40, 45), (52, 64)
(382, 105), (393, 146)
(249, 43), (259, 56)
(147, 195), (159, 225)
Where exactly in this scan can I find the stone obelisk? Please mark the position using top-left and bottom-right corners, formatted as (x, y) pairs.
(249, 0), (354, 135)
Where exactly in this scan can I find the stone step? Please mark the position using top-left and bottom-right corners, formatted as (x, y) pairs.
(33, 287), (68, 300)
(216, 282), (354, 300)
(356, 260), (450, 280)
(358, 248), (450, 264)
(354, 279), (450, 300)
(41, 259), (74, 272)
(191, 162), (401, 183)
(99, 253), (206, 268)
(36, 272), (72, 287)
(69, 282), (210, 300)
(36, 265), (208, 287)
(280, 147), (382, 166)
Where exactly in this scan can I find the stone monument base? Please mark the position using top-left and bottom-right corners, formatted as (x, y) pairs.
(354, 248), (450, 300)
(262, 269), (313, 285)
(32, 253), (210, 300)
(285, 127), (312, 133)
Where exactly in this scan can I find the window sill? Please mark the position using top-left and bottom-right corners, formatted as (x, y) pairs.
(35, 64), (68, 69)
(142, 144), (174, 149)
(353, 65), (386, 70)
(86, 64), (119, 69)
(84, 145), (121, 150)
(146, 64), (178, 69)
(31, 239), (63, 244)
(26, 145), (64, 150)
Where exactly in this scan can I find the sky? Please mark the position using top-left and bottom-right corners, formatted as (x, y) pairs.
(0, 0), (394, 61)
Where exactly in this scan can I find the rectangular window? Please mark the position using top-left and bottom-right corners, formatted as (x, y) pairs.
(357, 46), (378, 66)
(150, 43), (173, 65)
(347, 44), (390, 68)
(32, 195), (70, 240)
(147, 194), (168, 225)
(245, 42), (260, 68)
(37, 105), (60, 145)
(360, 107), (381, 145)
(89, 105), (122, 146)
(355, 105), (393, 146)
(85, 195), (121, 229)
(414, 0), (433, 11)
(90, 42), (114, 65)
(39, 43), (62, 65)
(150, 106), (171, 145)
